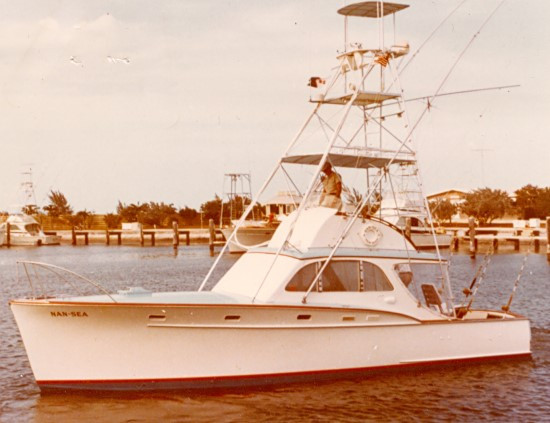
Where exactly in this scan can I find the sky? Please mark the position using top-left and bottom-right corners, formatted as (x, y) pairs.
(0, 0), (548, 213)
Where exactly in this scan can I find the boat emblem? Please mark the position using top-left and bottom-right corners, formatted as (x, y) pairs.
(362, 225), (382, 246)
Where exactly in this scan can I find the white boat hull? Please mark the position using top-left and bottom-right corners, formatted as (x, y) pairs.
(10, 301), (531, 391)
(3, 234), (61, 246)
(221, 227), (276, 253)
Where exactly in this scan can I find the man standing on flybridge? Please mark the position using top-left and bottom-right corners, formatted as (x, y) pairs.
(319, 162), (342, 210)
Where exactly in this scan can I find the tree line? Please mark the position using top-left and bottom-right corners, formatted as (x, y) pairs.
(429, 185), (550, 225)
(6, 184), (550, 229)
(14, 191), (260, 229)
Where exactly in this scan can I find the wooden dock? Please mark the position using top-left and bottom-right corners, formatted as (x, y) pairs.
(446, 218), (549, 258)
(69, 226), (192, 247)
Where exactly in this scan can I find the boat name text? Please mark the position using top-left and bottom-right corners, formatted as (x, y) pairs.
(50, 311), (89, 317)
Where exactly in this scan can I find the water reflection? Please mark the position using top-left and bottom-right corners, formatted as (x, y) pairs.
(32, 359), (537, 422)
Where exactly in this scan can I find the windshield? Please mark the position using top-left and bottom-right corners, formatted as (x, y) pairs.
(25, 224), (41, 235)
(395, 262), (453, 315)
(286, 260), (393, 293)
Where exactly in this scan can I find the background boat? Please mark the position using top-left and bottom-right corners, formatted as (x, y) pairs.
(221, 190), (302, 253)
(0, 214), (61, 246)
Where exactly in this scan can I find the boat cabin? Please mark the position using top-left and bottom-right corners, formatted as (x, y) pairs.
(213, 207), (453, 321)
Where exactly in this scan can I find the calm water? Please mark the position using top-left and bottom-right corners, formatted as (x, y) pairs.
(1, 246), (549, 422)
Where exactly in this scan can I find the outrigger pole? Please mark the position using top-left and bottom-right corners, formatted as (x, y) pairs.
(363, 84), (521, 113)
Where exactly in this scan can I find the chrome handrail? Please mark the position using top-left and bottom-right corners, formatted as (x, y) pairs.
(16, 261), (117, 303)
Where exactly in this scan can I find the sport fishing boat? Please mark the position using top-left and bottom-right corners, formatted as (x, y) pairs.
(0, 214), (61, 246)
(10, 1), (530, 392)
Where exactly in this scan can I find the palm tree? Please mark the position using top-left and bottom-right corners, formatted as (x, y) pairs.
(345, 187), (381, 217)
(43, 190), (73, 217)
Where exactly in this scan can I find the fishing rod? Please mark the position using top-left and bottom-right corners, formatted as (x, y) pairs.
(501, 242), (532, 313)
(456, 244), (494, 318)
(461, 255), (492, 316)
(462, 248), (493, 299)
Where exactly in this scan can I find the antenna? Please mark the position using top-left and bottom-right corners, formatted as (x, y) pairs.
(471, 147), (493, 186)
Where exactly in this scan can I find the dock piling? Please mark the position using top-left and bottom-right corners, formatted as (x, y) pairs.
(71, 228), (89, 245)
(209, 219), (215, 256)
(532, 229), (540, 253)
(6, 223), (10, 247)
(452, 236), (459, 251)
(172, 221), (179, 255)
(468, 217), (476, 259)
(546, 217), (550, 262)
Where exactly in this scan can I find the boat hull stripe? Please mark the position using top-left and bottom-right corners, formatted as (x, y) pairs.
(36, 352), (531, 391)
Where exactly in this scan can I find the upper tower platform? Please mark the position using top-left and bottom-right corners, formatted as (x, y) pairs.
(338, 2), (409, 18)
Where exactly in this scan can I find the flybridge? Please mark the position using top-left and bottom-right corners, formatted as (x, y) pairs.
(309, 1), (410, 109)
(281, 152), (414, 170)
(199, 0), (429, 288)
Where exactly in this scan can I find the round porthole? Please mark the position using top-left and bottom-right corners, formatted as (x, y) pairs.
(362, 225), (382, 246)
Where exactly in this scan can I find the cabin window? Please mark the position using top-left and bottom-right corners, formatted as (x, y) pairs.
(285, 261), (360, 292)
(362, 261), (393, 291)
(285, 263), (318, 292)
(321, 261), (359, 292)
